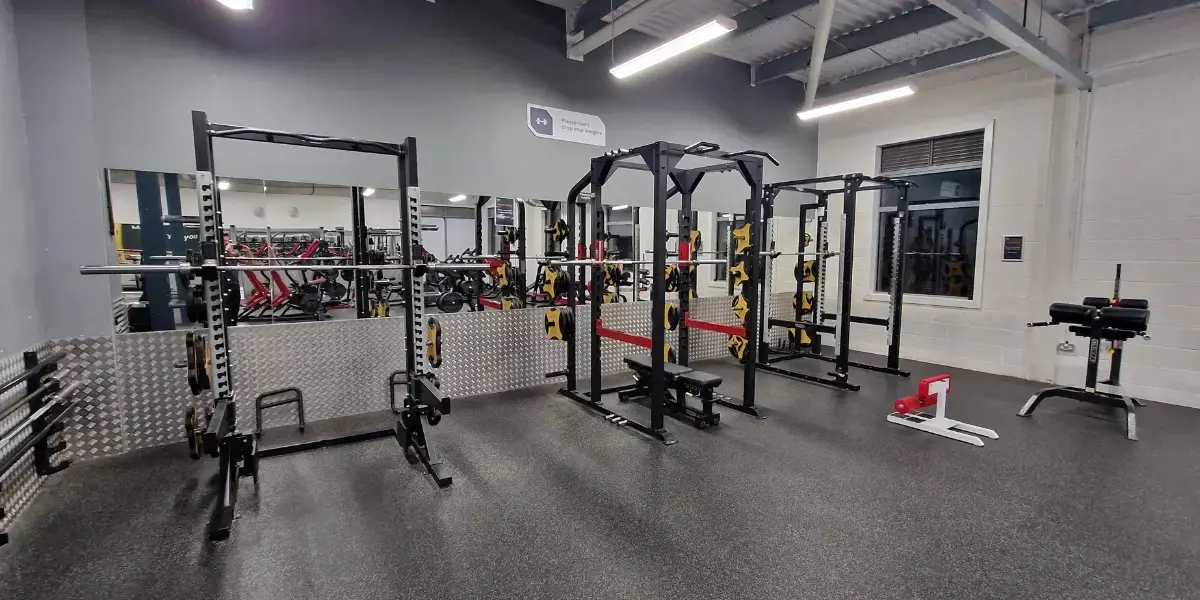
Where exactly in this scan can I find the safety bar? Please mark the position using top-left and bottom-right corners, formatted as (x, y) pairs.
(596, 320), (653, 349)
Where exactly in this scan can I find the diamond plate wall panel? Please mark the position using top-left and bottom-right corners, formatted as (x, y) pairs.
(228, 318), (408, 430)
(114, 330), (213, 451)
(0, 345), (44, 531)
(51, 336), (125, 461)
(686, 295), (741, 363)
(436, 308), (556, 398)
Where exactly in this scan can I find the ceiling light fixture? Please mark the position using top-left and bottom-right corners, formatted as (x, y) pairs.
(217, 180), (231, 191)
(216, 0), (254, 10)
(612, 205), (630, 210)
(797, 85), (916, 121)
(448, 194), (467, 203)
(363, 188), (376, 197)
(610, 17), (736, 79)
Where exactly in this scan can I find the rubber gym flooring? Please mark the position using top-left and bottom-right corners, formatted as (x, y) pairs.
(2, 355), (1198, 600)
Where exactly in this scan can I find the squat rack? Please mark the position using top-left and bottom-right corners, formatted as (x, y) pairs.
(557, 141), (770, 443)
(758, 174), (914, 391)
(81, 111), (460, 539)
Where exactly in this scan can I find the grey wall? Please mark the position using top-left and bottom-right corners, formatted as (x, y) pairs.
(11, 0), (816, 342)
(14, 0), (113, 342)
(85, 0), (817, 211)
(0, 0), (42, 354)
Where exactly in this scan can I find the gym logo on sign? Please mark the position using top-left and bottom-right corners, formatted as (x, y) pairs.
(529, 107), (554, 136)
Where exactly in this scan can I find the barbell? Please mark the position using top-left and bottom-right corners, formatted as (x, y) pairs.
(546, 258), (732, 267)
(79, 262), (493, 276)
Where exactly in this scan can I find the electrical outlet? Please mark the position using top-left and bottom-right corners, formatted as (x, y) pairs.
(1056, 341), (1075, 353)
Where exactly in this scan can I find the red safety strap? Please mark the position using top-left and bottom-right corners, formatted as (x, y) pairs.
(683, 312), (745, 337)
(679, 239), (690, 263)
(596, 319), (653, 349)
(479, 297), (503, 310)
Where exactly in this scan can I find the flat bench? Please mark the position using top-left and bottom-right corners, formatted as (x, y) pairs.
(618, 354), (723, 429)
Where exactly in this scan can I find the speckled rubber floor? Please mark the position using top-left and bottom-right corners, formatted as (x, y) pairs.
(3, 355), (1198, 600)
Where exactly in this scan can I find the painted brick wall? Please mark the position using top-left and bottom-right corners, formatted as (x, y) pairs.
(813, 7), (1200, 407)
(816, 57), (1059, 378)
(1066, 8), (1200, 407)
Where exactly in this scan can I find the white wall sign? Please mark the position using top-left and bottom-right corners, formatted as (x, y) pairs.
(527, 103), (606, 146)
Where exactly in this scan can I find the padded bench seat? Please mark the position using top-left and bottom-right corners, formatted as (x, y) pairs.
(623, 354), (724, 388)
(624, 354), (694, 376)
(620, 353), (724, 430)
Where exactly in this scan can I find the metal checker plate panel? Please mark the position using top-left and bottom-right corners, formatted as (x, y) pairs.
(0, 345), (44, 531)
(51, 336), (125, 461)
(114, 330), (213, 451)
(228, 317), (408, 430)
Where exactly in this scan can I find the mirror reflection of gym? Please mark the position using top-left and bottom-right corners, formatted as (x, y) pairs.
(107, 169), (355, 330)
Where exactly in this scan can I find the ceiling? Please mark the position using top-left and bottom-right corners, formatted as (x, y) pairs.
(541, 0), (1197, 98)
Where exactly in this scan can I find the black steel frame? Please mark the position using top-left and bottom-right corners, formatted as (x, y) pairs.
(191, 110), (451, 541)
(757, 174), (913, 391)
(557, 142), (766, 443)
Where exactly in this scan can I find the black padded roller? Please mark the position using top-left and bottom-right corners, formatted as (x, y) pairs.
(1048, 303), (1096, 325)
(1116, 298), (1149, 310)
(1099, 307), (1149, 332)
(1082, 296), (1111, 309)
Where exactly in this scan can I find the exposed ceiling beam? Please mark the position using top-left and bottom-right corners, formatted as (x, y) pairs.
(1088, 0), (1200, 29)
(729, 0), (820, 41)
(754, 5), (955, 85)
(570, 0), (638, 36)
(802, 0), (839, 108)
(817, 38), (1008, 99)
(928, 0), (1091, 89)
(567, 0), (682, 59)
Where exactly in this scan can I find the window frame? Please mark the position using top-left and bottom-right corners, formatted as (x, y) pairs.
(865, 121), (994, 310)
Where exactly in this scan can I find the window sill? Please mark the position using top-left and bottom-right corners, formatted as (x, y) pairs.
(863, 292), (981, 310)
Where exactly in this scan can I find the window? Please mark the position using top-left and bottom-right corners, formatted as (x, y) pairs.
(876, 131), (985, 300)
(714, 213), (745, 281)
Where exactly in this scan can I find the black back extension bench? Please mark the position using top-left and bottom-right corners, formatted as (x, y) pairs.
(618, 354), (723, 429)
(1020, 299), (1151, 440)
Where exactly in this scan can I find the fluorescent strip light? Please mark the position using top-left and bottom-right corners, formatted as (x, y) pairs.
(797, 86), (915, 121)
(363, 188), (376, 197)
(448, 194), (467, 203)
(612, 204), (630, 210)
(217, 180), (231, 191)
(216, 0), (253, 9)
(610, 17), (736, 79)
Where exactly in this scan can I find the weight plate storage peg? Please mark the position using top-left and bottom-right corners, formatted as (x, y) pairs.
(185, 331), (211, 396)
(731, 295), (750, 324)
(664, 303), (681, 331)
(727, 335), (748, 361)
(544, 308), (575, 341)
(426, 318), (443, 368)
(665, 265), (680, 292)
(730, 261), (749, 287)
(732, 223), (752, 254)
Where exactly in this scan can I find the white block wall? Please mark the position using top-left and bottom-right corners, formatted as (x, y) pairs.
(1066, 8), (1200, 407)
(813, 7), (1200, 407)
(817, 58), (1059, 378)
